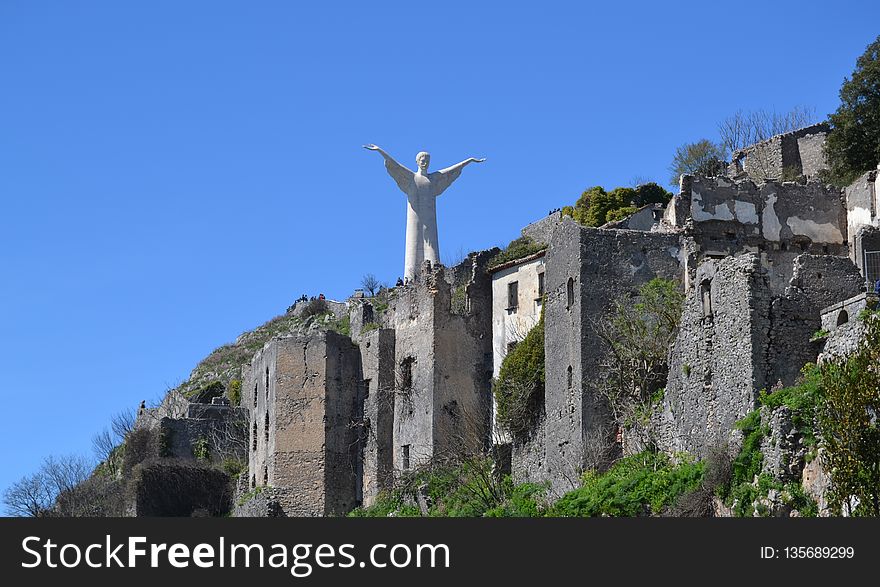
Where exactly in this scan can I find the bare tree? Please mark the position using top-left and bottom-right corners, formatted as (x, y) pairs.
(205, 416), (249, 467)
(594, 279), (683, 454)
(3, 454), (94, 517)
(92, 428), (117, 467)
(2, 471), (54, 517)
(719, 106), (816, 153)
(111, 408), (136, 441)
(361, 273), (380, 297)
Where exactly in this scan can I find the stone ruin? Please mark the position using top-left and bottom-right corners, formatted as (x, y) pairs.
(134, 125), (880, 515)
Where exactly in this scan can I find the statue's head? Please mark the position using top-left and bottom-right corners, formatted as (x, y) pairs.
(416, 151), (430, 172)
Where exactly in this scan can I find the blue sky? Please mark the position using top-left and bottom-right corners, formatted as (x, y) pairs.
(1, 0), (878, 500)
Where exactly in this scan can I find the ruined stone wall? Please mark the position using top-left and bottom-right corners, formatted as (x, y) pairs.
(796, 132), (828, 179)
(732, 124), (829, 181)
(157, 403), (248, 463)
(244, 332), (361, 517)
(382, 253), (494, 473)
(385, 271), (440, 470)
(511, 410), (545, 485)
(767, 255), (864, 386)
(657, 255), (771, 456)
(323, 331), (363, 515)
(520, 211), (561, 245)
(359, 328), (395, 507)
(539, 218), (684, 495)
(846, 170), (878, 272)
(821, 292), (876, 333)
(678, 176), (848, 293)
(128, 462), (232, 517)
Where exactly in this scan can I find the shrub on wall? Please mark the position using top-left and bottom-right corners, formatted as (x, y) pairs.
(227, 379), (242, 406)
(494, 312), (545, 439)
(488, 236), (547, 269)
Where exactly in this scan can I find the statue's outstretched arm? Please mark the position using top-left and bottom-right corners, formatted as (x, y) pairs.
(364, 144), (414, 194)
(437, 157), (486, 175)
(364, 144), (401, 165)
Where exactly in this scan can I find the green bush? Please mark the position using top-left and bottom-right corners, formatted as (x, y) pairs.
(561, 183), (672, 228)
(488, 236), (547, 269)
(227, 379), (242, 406)
(301, 298), (329, 318)
(818, 316), (880, 515)
(220, 458), (245, 479)
(184, 380), (225, 402)
(349, 459), (546, 518)
(825, 35), (880, 186)
(192, 437), (210, 462)
(810, 329), (829, 342)
(758, 364), (822, 448)
(549, 452), (704, 516)
(494, 312), (544, 438)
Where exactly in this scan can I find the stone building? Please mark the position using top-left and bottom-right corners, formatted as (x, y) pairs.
(225, 125), (879, 514)
(664, 175), (849, 292)
(729, 122), (829, 181)
(379, 255), (495, 471)
(506, 217), (685, 495)
(489, 250), (545, 441)
(243, 331), (362, 516)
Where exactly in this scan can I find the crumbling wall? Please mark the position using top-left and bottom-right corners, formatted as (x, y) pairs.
(847, 170), (880, 278)
(657, 255), (771, 456)
(675, 176), (848, 293)
(796, 132), (828, 179)
(381, 253), (494, 473)
(540, 218), (684, 495)
(521, 211), (561, 245)
(766, 255), (864, 386)
(128, 461), (232, 517)
(243, 331), (361, 517)
(731, 123), (829, 181)
(359, 328), (395, 507)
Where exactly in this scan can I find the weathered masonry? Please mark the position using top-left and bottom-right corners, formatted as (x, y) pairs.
(243, 331), (362, 516)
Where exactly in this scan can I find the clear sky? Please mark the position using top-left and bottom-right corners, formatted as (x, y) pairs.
(1, 0), (878, 500)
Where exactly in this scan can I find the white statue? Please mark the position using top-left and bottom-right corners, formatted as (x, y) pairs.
(364, 144), (485, 281)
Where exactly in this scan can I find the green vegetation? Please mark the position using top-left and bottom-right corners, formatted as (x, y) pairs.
(857, 307), (878, 321)
(550, 452), (704, 516)
(183, 380), (225, 402)
(488, 236), (547, 269)
(237, 485), (266, 507)
(760, 364), (822, 449)
(221, 458), (245, 479)
(561, 183), (672, 227)
(596, 278), (684, 448)
(361, 321), (380, 334)
(667, 139), (727, 187)
(810, 329), (830, 342)
(825, 35), (880, 186)
(227, 379), (242, 406)
(329, 314), (351, 337)
(493, 312), (544, 439)
(723, 364), (823, 516)
(451, 284), (468, 315)
(192, 437), (210, 462)
(818, 316), (880, 515)
(350, 458), (547, 518)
